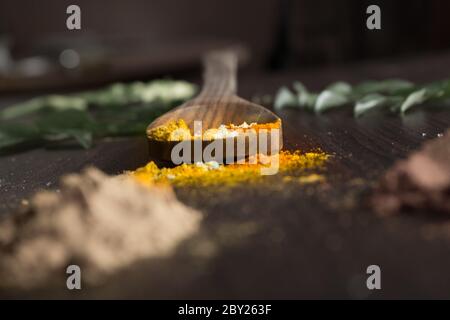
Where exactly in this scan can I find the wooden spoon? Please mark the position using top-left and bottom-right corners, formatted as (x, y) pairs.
(147, 50), (283, 163)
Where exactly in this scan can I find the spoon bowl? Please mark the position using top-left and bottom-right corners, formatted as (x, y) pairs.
(147, 50), (282, 163)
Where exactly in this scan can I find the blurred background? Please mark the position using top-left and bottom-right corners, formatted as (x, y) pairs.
(0, 0), (449, 93)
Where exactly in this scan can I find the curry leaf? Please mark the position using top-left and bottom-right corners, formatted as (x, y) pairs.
(314, 90), (350, 113)
(354, 79), (414, 96)
(276, 78), (450, 117)
(274, 87), (297, 110)
(326, 82), (352, 96)
(354, 94), (387, 117)
(400, 88), (428, 114)
(0, 80), (197, 152)
(68, 130), (93, 149)
(293, 82), (317, 110)
(355, 94), (405, 117)
(0, 123), (40, 149)
(0, 95), (88, 120)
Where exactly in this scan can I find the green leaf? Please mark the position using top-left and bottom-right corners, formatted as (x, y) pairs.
(68, 130), (93, 149)
(0, 99), (42, 120)
(275, 78), (450, 117)
(326, 82), (352, 96)
(136, 80), (197, 103)
(41, 130), (92, 149)
(0, 95), (87, 120)
(274, 87), (297, 110)
(314, 90), (350, 113)
(354, 79), (414, 96)
(0, 123), (40, 149)
(293, 82), (308, 95)
(0, 80), (197, 153)
(354, 94), (405, 117)
(300, 93), (318, 110)
(354, 94), (387, 117)
(34, 109), (96, 149)
(78, 80), (197, 107)
(293, 82), (317, 110)
(400, 88), (428, 114)
(423, 79), (450, 100)
(36, 109), (95, 132)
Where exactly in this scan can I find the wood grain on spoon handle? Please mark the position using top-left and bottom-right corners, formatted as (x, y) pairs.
(198, 50), (237, 98)
(183, 50), (240, 128)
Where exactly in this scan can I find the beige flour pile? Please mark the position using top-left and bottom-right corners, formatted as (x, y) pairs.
(0, 168), (201, 289)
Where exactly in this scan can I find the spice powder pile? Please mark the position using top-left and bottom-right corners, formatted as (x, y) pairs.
(131, 150), (330, 188)
(0, 168), (201, 289)
(147, 119), (282, 141)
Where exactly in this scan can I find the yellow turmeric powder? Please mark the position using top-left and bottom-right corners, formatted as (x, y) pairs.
(147, 119), (282, 142)
(147, 119), (192, 141)
(130, 150), (329, 188)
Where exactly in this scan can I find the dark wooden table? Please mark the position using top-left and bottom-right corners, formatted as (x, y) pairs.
(1, 52), (450, 299)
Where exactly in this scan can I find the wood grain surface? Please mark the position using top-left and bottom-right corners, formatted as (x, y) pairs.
(1, 52), (450, 299)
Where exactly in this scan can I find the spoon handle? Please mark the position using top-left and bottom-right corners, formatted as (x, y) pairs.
(197, 50), (238, 98)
